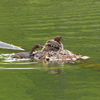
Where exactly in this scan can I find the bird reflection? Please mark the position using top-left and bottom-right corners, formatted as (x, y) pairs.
(42, 60), (66, 75)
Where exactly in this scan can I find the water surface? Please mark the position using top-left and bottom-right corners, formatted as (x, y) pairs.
(0, 0), (100, 100)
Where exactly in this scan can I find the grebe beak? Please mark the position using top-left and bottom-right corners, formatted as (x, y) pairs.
(40, 45), (43, 48)
(61, 37), (64, 40)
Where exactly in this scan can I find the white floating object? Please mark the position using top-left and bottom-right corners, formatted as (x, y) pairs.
(80, 56), (90, 59)
(0, 41), (24, 51)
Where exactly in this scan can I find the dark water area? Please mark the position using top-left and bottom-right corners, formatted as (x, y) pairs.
(0, 0), (100, 100)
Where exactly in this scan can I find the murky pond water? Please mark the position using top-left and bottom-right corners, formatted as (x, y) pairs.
(0, 0), (100, 100)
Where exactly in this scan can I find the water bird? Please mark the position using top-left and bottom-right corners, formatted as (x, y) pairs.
(41, 36), (64, 51)
(30, 37), (89, 63)
(12, 44), (42, 59)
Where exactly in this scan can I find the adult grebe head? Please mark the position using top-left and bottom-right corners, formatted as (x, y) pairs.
(30, 44), (42, 54)
(54, 36), (63, 43)
(33, 44), (43, 48)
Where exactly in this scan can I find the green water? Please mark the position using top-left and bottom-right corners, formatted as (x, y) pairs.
(0, 0), (100, 100)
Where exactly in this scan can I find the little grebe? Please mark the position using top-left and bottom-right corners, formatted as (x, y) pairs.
(12, 44), (42, 59)
(41, 36), (64, 51)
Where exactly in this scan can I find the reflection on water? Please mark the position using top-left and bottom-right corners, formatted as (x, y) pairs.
(0, 53), (98, 75)
(0, 67), (39, 70)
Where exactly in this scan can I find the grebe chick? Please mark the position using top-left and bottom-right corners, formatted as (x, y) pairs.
(12, 44), (42, 59)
